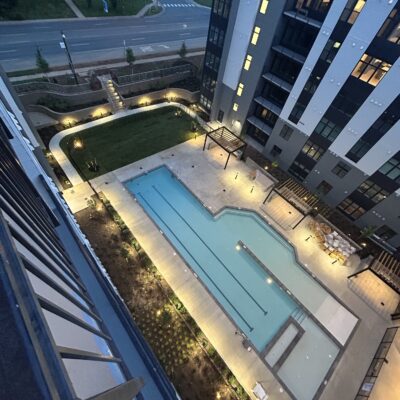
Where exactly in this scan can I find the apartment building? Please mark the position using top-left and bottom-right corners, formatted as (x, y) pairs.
(200, 0), (400, 249)
(0, 69), (177, 400)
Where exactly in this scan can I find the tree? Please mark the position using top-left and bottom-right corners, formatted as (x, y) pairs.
(35, 47), (50, 79)
(126, 47), (135, 74)
(110, 0), (117, 9)
(86, 0), (92, 8)
(178, 41), (187, 58)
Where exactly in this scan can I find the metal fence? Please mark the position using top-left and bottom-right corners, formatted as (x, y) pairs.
(117, 64), (194, 85)
(14, 81), (92, 94)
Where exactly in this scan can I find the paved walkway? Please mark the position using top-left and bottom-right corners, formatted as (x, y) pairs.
(64, 0), (85, 18)
(28, 112), (58, 128)
(49, 102), (205, 186)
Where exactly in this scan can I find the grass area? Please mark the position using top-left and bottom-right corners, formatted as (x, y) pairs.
(194, 0), (212, 6)
(73, 0), (151, 17)
(60, 107), (196, 179)
(0, 0), (75, 20)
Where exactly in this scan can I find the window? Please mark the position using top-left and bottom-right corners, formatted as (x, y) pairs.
(289, 104), (305, 124)
(232, 103), (239, 111)
(270, 54), (302, 84)
(351, 54), (391, 86)
(217, 110), (224, 123)
(346, 139), (371, 162)
(332, 161), (350, 178)
(378, 8), (400, 45)
(237, 83), (244, 96)
(357, 180), (389, 204)
(251, 26), (261, 45)
(244, 54), (253, 71)
(246, 125), (268, 145)
(314, 117), (341, 142)
(256, 106), (278, 127)
(270, 145), (282, 157)
(340, 0), (366, 25)
(262, 83), (288, 107)
(204, 52), (221, 71)
(288, 160), (310, 181)
(304, 73), (321, 95)
(200, 94), (212, 110)
(301, 140), (324, 161)
(213, 0), (230, 18)
(208, 26), (225, 47)
(317, 180), (332, 195)
(338, 198), (366, 219)
(379, 157), (400, 184)
(281, 19), (318, 56)
(375, 225), (396, 241)
(320, 40), (341, 64)
(260, 0), (269, 14)
(279, 125), (293, 140)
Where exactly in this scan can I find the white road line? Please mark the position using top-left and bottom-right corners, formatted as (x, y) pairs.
(71, 43), (90, 47)
(0, 49), (17, 53)
(33, 26), (50, 29)
(131, 37), (146, 41)
(94, 23), (109, 26)
(179, 33), (191, 36)
(0, 58), (19, 62)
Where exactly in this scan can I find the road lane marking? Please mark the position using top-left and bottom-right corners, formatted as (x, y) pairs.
(131, 37), (146, 41)
(1, 58), (19, 62)
(179, 33), (191, 36)
(0, 49), (17, 53)
(71, 43), (90, 47)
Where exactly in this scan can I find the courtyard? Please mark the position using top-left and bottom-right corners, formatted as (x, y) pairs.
(56, 108), (397, 400)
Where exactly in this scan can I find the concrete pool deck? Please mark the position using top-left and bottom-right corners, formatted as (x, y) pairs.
(63, 137), (396, 400)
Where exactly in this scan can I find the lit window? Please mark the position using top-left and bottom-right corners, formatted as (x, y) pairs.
(251, 26), (261, 45)
(233, 103), (239, 111)
(237, 83), (244, 96)
(243, 54), (252, 70)
(260, 0), (269, 14)
(351, 54), (391, 86)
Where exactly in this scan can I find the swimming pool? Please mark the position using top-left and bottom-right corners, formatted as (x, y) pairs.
(126, 166), (341, 399)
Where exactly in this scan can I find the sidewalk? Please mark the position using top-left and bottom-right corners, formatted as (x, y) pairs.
(64, 0), (85, 18)
(9, 50), (205, 82)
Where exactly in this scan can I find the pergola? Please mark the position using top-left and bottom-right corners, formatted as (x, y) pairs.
(202, 126), (247, 169)
(348, 250), (400, 296)
(263, 178), (330, 228)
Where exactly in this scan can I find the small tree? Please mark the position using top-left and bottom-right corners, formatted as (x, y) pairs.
(179, 41), (187, 58)
(35, 47), (49, 80)
(126, 47), (135, 74)
(86, 0), (92, 8)
(110, 0), (117, 9)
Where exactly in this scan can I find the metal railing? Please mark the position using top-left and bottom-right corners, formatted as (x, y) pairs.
(14, 81), (92, 94)
(117, 64), (194, 85)
(355, 326), (399, 399)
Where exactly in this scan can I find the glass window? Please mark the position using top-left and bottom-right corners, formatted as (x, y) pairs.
(301, 140), (325, 161)
(279, 125), (293, 140)
(237, 83), (244, 96)
(340, 0), (366, 25)
(338, 198), (366, 219)
(332, 161), (350, 178)
(314, 117), (341, 142)
(375, 225), (396, 241)
(260, 0), (269, 14)
(288, 160), (310, 181)
(317, 180), (333, 195)
(270, 145), (282, 157)
(379, 157), (400, 184)
(289, 103), (305, 124)
(320, 40), (341, 64)
(357, 180), (390, 203)
(233, 103), (239, 111)
(251, 26), (261, 45)
(351, 54), (391, 86)
(347, 140), (371, 162)
(244, 54), (253, 71)
(378, 9), (400, 45)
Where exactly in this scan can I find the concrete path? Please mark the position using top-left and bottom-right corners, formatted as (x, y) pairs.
(64, 0), (85, 18)
(49, 102), (205, 186)
(28, 112), (58, 129)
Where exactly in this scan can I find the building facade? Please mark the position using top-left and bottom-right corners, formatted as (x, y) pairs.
(0, 70), (177, 399)
(200, 0), (400, 249)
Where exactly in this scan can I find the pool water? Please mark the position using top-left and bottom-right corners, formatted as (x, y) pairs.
(126, 166), (340, 399)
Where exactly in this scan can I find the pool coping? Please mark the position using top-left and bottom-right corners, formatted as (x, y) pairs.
(121, 164), (361, 400)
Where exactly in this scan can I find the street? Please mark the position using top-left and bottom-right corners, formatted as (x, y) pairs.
(0, 0), (210, 72)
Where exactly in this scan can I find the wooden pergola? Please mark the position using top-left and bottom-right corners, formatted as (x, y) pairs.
(202, 127), (247, 169)
(348, 250), (400, 296)
(263, 178), (330, 228)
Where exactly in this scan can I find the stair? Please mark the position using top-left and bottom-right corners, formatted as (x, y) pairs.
(100, 75), (125, 113)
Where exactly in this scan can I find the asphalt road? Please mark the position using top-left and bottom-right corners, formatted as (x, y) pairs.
(0, 0), (210, 72)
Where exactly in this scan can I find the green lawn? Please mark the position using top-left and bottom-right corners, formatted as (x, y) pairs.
(194, 0), (212, 7)
(60, 107), (196, 179)
(0, 0), (75, 20)
(73, 0), (151, 17)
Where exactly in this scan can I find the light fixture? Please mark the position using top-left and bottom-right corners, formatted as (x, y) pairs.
(267, 277), (273, 284)
(235, 244), (241, 251)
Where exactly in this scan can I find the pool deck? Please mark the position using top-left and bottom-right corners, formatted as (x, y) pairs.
(63, 137), (396, 400)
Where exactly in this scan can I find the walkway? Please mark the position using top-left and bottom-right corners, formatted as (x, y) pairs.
(64, 0), (85, 18)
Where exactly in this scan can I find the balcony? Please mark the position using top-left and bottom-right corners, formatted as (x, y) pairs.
(262, 73), (294, 93)
(284, 10), (322, 29)
(272, 45), (306, 64)
(254, 96), (282, 116)
(247, 115), (273, 136)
